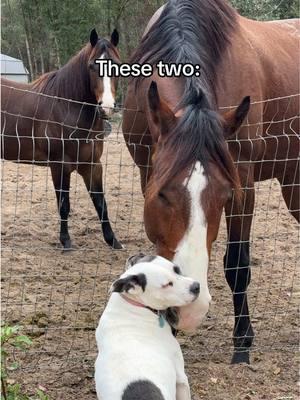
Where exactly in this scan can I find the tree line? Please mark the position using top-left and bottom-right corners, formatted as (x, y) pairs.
(1, 0), (298, 81)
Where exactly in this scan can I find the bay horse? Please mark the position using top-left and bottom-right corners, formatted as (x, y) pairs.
(122, 0), (299, 363)
(1, 29), (123, 250)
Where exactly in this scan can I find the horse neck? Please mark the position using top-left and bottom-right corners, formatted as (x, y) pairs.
(38, 46), (95, 104)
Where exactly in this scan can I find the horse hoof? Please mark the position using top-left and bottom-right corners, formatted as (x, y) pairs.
(231, 350), (250, 364)
(106, 238), (124, 250)
(62, 239), (73, 251)
(110, 239), (124, 250)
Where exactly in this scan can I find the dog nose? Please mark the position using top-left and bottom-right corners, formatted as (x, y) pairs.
(190, 282), (200, 295)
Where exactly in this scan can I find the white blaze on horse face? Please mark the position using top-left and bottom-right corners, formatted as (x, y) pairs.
(98, 54), (115, 116)
(173, 161), (211, 331)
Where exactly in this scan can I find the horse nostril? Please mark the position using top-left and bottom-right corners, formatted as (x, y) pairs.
(98, 101), (103, 106)
(190, 282), (200, 295)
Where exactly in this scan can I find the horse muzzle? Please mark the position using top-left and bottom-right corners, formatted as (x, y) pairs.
(97, 102), (116, 119)
(176, 293), (211, 332)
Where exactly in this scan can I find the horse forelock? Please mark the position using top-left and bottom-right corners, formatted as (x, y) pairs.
(147, 100), (241, 202)
(95, 38), (120, 59)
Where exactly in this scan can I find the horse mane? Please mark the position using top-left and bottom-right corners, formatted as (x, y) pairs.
(132, 0), (237, 104)
(131, 0), (240, 196)
(31, 38), (116, 103)
(31, 46), (92, 102)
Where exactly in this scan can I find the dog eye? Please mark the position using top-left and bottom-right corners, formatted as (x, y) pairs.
(162, 282), (173, 288)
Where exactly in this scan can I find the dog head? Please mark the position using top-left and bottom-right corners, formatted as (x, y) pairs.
(111, 255), (200, 310)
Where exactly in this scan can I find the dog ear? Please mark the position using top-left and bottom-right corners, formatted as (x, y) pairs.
(111, 273), (147, 293)
(162, 307), (179, 328)
(126, 253), (147, 268)
(125, 254), (156, 269)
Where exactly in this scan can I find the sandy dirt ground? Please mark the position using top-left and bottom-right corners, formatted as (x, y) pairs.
(1, 124), (299, 400)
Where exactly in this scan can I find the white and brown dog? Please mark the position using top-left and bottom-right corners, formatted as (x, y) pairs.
(95, 254), (200, 400)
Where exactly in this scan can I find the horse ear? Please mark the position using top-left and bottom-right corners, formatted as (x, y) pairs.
(223, 96), (251, 138)
(90, 28), (98, 47)
(147, 81), (176, 140)
(111, 273), (147, 294)
(111, 29), (119, 47)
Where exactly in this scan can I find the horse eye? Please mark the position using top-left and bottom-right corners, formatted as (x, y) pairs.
(158, 191), (170, 205)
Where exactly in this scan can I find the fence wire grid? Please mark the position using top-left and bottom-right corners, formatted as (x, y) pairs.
(1, 87), (299, 397)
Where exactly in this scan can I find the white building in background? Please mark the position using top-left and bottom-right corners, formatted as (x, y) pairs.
(0, 53), (29, 83)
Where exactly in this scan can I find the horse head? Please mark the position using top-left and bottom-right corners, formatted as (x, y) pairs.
(88, 28), (120, 118)
(144, 81), (250, 331)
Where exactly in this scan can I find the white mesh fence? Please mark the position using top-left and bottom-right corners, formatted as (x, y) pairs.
(1, 87), (299, 396)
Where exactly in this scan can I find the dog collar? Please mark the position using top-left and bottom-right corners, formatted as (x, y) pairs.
(120, 294), (166, 328)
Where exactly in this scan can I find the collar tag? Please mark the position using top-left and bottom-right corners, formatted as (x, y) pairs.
(158, 313), (165, 328)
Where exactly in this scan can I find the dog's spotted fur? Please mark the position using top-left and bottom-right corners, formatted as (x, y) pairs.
(122, 380), (164, 400)
(95, 255), (199, 399)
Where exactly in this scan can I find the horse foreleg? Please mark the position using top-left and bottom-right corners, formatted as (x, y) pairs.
(224, 184), (255, 364)
(277, 161), (300, 223)
(78, 163), (123, 249)
(51, 165), (72, 249)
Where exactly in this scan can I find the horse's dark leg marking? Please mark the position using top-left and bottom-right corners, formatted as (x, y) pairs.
(51, 165), (72, 249)
(224, 183), (255, 364)
(278, 161), (300, 223)
(78, 162), (123, 250)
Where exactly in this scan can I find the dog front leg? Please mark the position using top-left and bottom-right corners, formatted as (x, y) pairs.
(176, 380), (191, 400)
(175, 345), (191, 400)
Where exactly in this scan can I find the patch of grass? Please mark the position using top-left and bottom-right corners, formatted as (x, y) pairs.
(1, 325), (50, 400)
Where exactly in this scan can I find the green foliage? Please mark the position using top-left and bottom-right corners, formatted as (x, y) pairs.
(1, 383), (49, 400)
(231, 0), (299, 20)
(1, 325), (50, 400)
(1, 0), (299, 79)
(1, 0), (165, 79)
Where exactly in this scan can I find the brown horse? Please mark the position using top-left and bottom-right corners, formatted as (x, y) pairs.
(122, 0), (299, 363)
(1, 29), (123, 250)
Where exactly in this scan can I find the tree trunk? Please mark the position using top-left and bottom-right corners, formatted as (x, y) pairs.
(20, 1), (34, 80)
(40, 45), (45, 74)
(24, 34), (34, 80)
(106, 0), (111, 34)
(54, 35), (61, 68)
